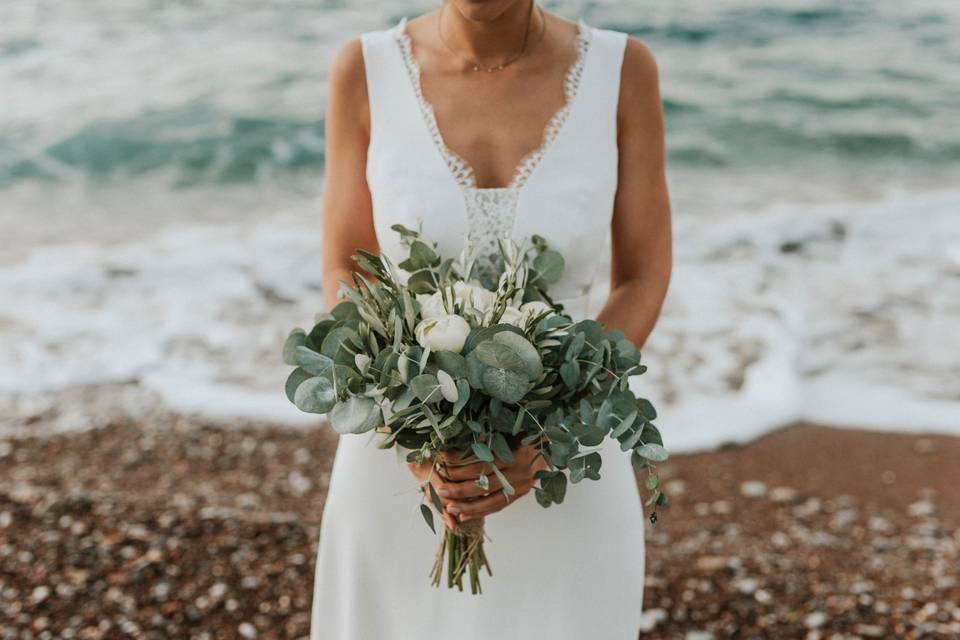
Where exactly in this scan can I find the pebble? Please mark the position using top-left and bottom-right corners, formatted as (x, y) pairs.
(238, 622), (258, 639)
(739, 481), (768, 498)
(770, 486), (799, 503)
(804, 611), (828, 629)
(734, 578), (758, 595)
(31, 586), (51, 604)
(637, 608), (668, 632)
(908, 500), (935, 517)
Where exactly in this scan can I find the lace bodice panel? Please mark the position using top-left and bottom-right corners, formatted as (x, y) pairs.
(392, 17), (592, 279)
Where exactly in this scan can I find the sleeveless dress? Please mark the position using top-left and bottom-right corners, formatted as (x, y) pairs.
(311, 16), (645, 639)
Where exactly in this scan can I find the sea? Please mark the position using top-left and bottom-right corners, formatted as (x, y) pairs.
(1, 0), (959, 450)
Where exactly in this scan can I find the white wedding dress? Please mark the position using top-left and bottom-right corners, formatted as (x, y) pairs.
(311, 16), (645, 639)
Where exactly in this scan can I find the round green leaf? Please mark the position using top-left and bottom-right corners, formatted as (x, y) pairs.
(436, 369), (458, 402)
(474, 340), (527, 375)
(293, 376), (336, 414)
(533, 250), (565, 284)
(282, 328), (307, 365)
(636, 442), (669, 462)
(481, 367), (528, 404)
(295, 346), (334, 377)
(492, 331), (543, 380)
(329, 396), (381, 434)
(285, 367), (312, 404)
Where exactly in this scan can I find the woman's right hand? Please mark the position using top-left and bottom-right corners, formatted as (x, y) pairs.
(408, 451), (511, 530)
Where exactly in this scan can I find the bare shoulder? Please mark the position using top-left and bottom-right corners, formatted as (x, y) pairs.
(617, 35), (663, 125)
(327, 37), (369, 129)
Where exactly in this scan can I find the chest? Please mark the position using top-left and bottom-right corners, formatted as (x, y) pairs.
(417, 63), (571, 189)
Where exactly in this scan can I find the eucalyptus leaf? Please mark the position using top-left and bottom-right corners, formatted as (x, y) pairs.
(295, 346), (334, 377)
(471, 442), (494, 463)
(481, 367), (529, 404)
(490, 432), (514, 464)
(410, 374), (443, 403)
(282, 328), (307, 365)
(635, 442), (669, 462)
(474, 341), (527, 375)
(491, 331), (543, 380)
(293, 376), (337, 414)
(436, 369), (458, 402)
(284, 367), (312, 404)
(329, 396), (381, 435)
(533, 250), (564, 284)
(420, 503), (436, 534)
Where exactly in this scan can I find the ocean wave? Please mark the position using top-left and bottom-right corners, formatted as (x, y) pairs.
(2, 188), (959, 448)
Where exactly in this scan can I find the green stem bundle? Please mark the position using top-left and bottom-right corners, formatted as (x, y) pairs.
(430, 518), (491, 594)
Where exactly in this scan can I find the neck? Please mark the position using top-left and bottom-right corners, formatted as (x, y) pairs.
(439, 1), (541, 61)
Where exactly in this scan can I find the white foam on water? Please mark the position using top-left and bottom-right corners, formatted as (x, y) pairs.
(2, 188), (958, 448)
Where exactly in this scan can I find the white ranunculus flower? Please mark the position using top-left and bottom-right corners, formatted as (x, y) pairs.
(520, 301), (554, 320)
(415, 314), (471, 353)
(453, 281), (496, 314)
(498, 306), (526, 327)
(416, 292), (447, 320)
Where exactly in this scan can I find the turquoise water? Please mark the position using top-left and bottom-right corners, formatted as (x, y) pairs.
(2, 0), (958, 192)
(2, 1), (960, 443)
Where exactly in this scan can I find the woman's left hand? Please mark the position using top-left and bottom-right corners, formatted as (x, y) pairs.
(434, 443), (548, 523)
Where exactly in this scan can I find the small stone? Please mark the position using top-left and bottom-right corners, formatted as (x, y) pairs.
(908, 500), (935, 517)
(734, 578), (758, 594)
(685, 632), (714, 640)
(771, 531), (791, 548)
(711, 500), (731, 515)
(664, 479), (687, 495)
(696, 556), (728, 571)
(238, 622), (258, 639)
(31, 585), (51, 604)
(770, 486), (798, 503)
(805, 611), (828, 629)
(739, 481), (768, 498)
(914, 438), (935, 454)
(637, 608), (667, 632)
(855, 624), (885, 637)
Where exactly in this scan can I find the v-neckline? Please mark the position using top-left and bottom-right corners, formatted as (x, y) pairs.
(393, 15), (592, 192)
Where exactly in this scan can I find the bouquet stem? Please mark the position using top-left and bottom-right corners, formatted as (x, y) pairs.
(430, 518), (491, 594)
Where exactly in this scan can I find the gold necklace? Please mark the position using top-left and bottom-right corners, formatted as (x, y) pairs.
(437, 2), (546, 72)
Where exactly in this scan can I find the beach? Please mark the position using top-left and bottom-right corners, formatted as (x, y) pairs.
(2, 414), (958, 639)
(2, 0), (960, 636)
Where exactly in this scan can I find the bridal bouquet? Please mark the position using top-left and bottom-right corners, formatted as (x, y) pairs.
(282, 226), (667, 594)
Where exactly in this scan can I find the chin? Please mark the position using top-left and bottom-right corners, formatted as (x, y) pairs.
(449, 0), (521, 24)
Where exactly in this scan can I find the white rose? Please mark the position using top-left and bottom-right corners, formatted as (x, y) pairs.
(498, 306), (526, 327)
(416, 292), (447, 320)
(520, 301), (554, 322)
(453, 281), (496, 315)
(415, 314), (471, 352)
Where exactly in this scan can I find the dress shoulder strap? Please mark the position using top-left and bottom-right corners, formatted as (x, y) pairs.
(581, 24), (628, 120)
(359, 23), (415, 150)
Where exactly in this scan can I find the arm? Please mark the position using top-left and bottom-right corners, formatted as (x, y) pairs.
(595, 37), (673, 348)
(321, 37), (381, 311)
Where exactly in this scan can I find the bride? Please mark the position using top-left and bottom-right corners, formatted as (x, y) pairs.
(314, 1), (671, 637)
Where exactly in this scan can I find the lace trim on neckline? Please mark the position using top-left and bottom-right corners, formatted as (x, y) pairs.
(393, 16), (592, 191)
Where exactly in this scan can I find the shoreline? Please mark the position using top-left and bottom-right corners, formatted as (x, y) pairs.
(1, 417), (958, 637)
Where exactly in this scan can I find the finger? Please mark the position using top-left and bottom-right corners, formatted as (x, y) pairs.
(441, 510), (458, 531)
(446, 491), (516, 520)
(434, 474), (503, 500)
(439, 460), (508, 481)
